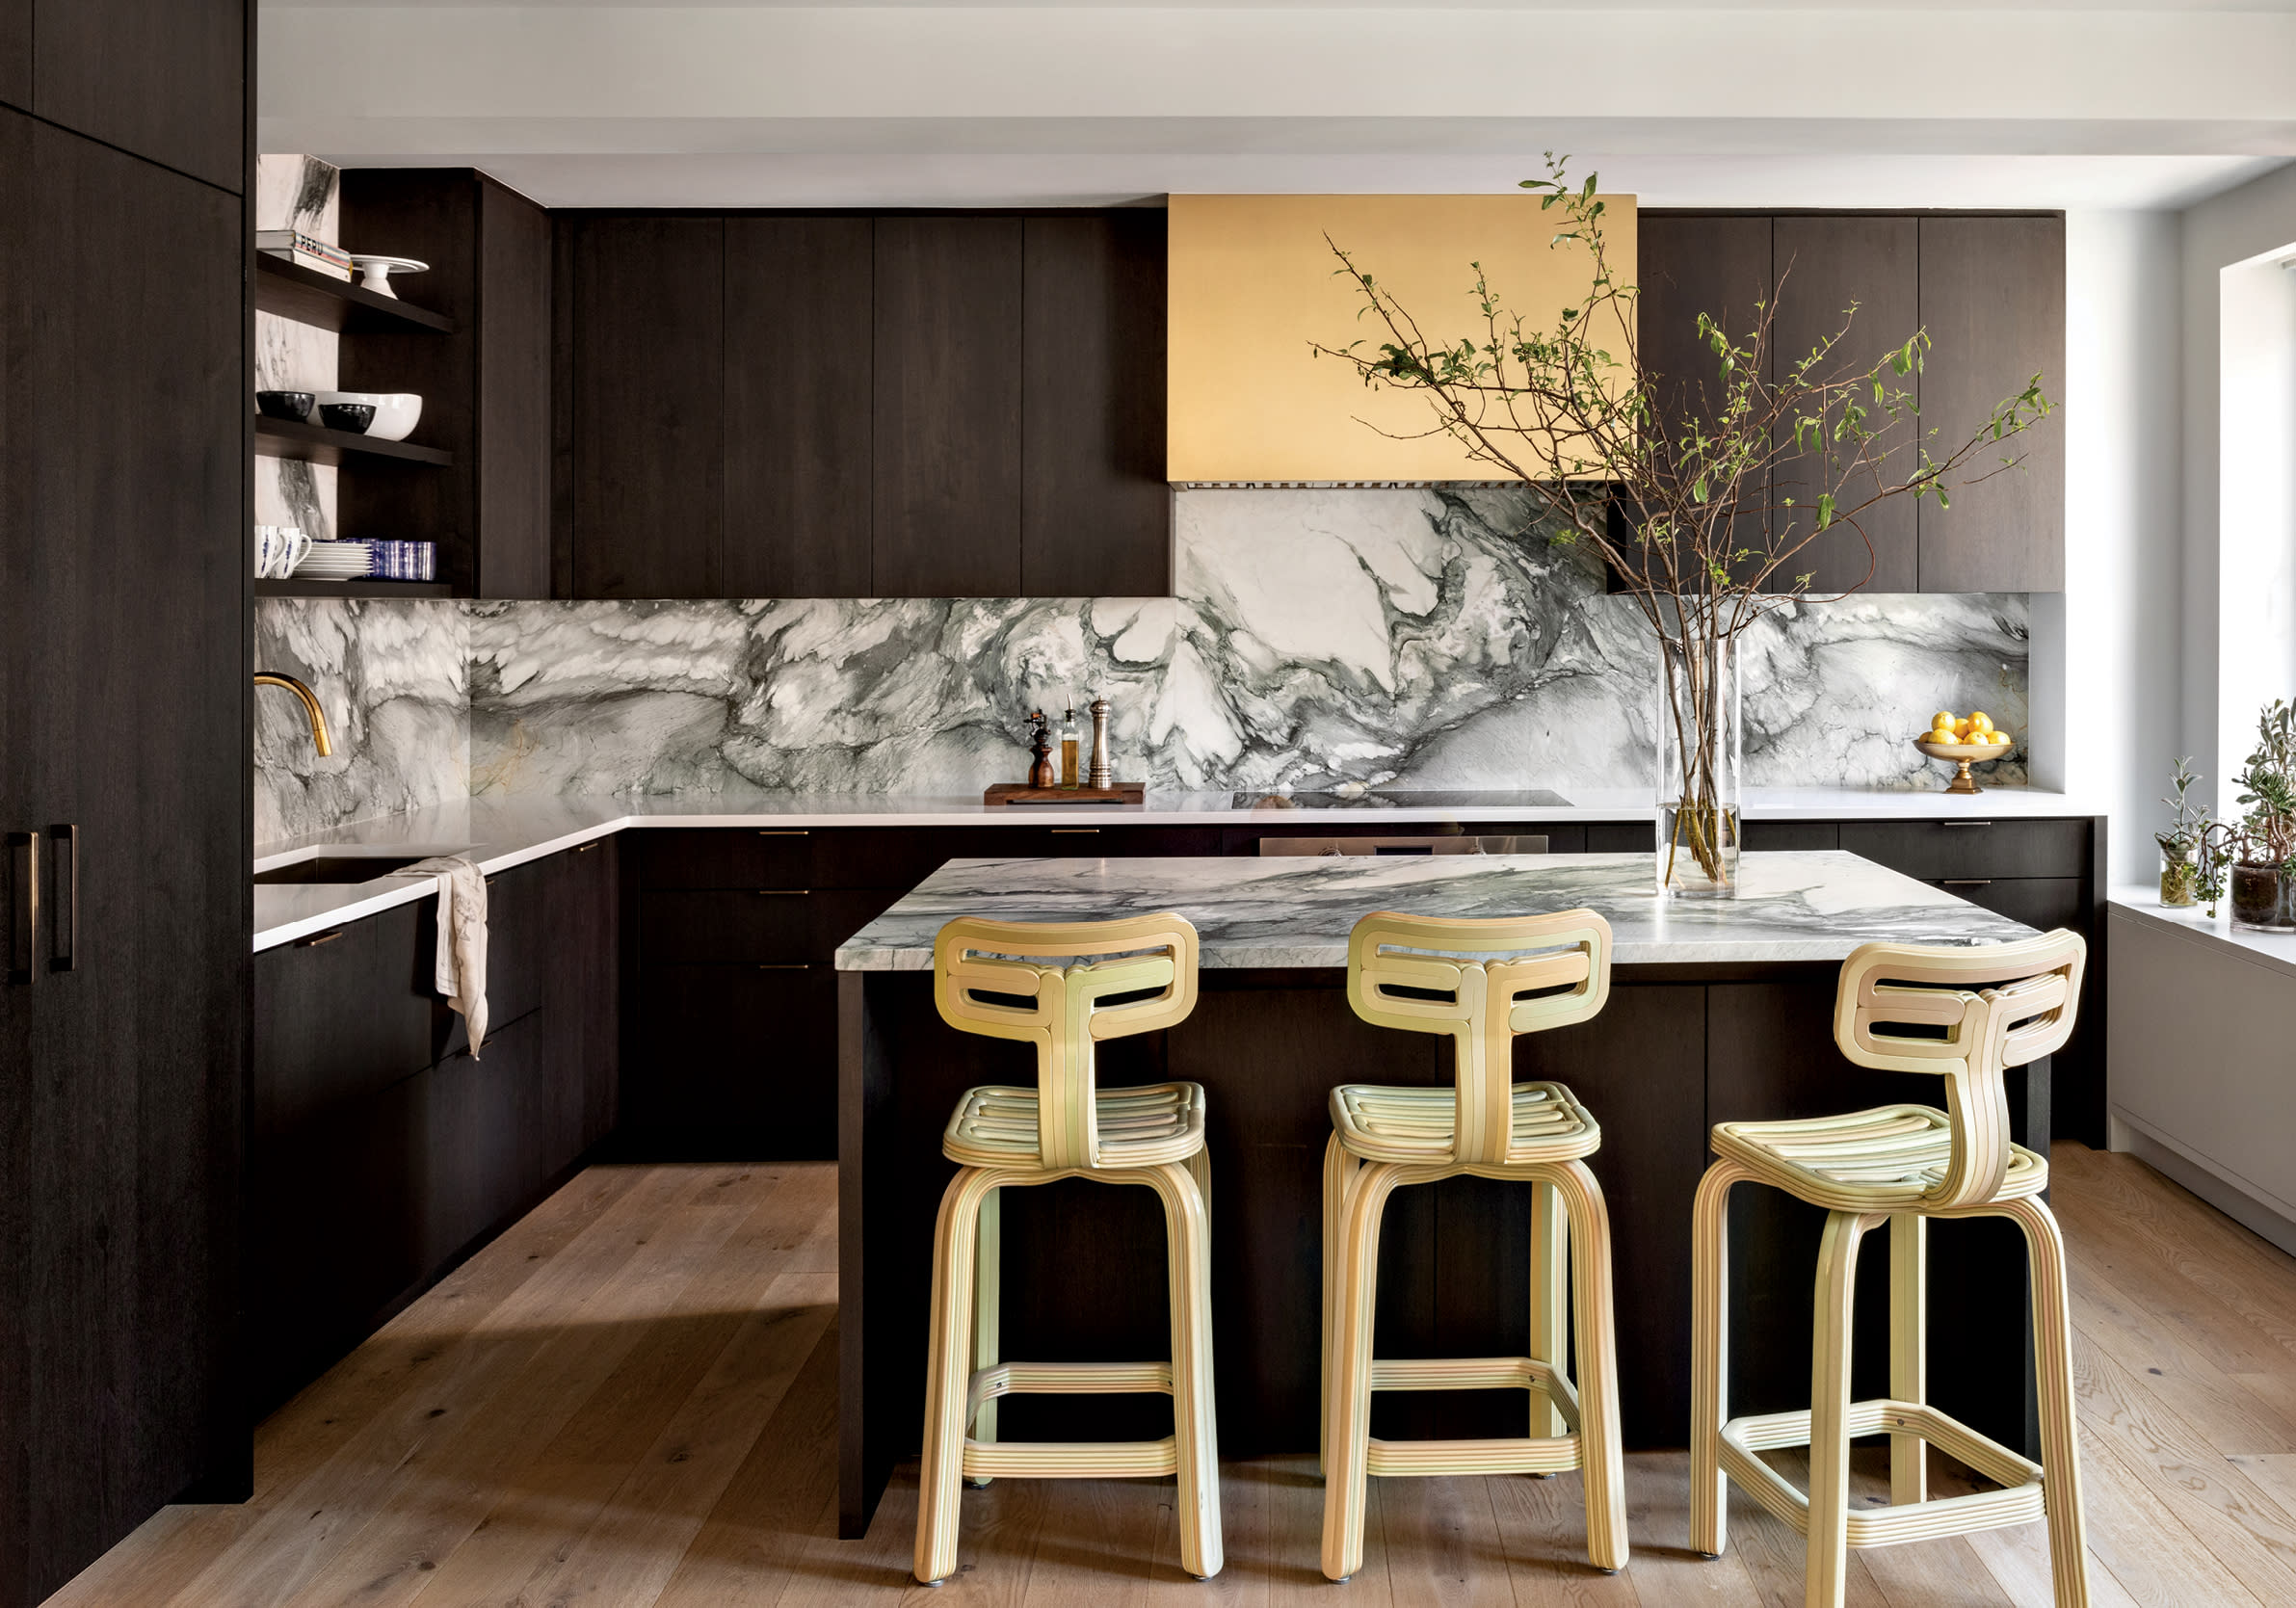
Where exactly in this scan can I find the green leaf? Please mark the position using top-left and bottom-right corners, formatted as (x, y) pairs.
(1816, 492), (1835, 530)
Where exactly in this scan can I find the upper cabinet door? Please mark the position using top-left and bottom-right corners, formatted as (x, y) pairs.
(872, 215), (1024, 597)
(1916, 216), (2066, 592)
(1021, 212), (1169, 597)
(724, 216), (875, 598)
(1635, 214), (1774, 585)
(0, 0), (27, 111)
(1771, 215), (1920, 593)
(568, 216), (725, 599)
(34, 0), (243, 192)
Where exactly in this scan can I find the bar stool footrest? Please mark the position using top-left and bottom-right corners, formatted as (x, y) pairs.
(962, 1437), (1180, 1480)
(1718, 1399), (2046, 1546)
(1368, 1355), (1581, 1431)
(1365, 1434), (1582, 1477)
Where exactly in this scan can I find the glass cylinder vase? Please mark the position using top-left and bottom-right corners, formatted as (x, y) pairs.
(2230, 864), (2296, 933)
(1655, 632), (1742, 898)
(2158, 844), (2199, 908)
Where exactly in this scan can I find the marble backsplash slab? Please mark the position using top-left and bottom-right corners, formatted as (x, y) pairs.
(256, 487), (2029, 838)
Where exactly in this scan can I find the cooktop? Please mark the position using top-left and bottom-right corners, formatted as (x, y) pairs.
(1230, 789), (1572, 811)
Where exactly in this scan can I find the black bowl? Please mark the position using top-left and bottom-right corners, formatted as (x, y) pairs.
(319, 402), (375, 435)
(256, 389), (314, 422)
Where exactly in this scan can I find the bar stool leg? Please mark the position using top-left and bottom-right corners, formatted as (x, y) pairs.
(1322, 1162), (1402, 1583)
(1155, 1160), (1224, 1579)
(1889, 1211), (1927, 1508)
(1320, 1134), (1357, 1477)
(916, 1167), (1001, 1585)
(1549, 1160), (1627, 1571)
(967, 1187), (1002, 1484)
(1531, 1178), (1570, 1442)
(2002, 1196), (2091, 1608)
(1807, 1209), (1881, 1608)
(1690, 1160), (1751, 1558)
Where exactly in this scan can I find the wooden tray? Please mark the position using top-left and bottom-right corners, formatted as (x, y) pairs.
(984, 782), (1146, 807)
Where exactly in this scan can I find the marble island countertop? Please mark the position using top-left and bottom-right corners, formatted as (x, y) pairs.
(252, 785), (2098, 952)
(834, 850), (2041, 971)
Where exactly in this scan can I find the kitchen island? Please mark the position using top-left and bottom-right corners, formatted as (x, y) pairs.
(833, 850), (2053, 1535)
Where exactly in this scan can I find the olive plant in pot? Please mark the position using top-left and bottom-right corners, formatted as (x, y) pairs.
(2155, 757), (2210, 907)
(2216, 699), (2296, 933)
(1316, 157), (2054, 895)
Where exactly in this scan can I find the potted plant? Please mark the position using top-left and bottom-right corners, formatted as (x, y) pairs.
(1316, 157), (2053, 895)
(2225, 699), (2296, 932)
(2156, 757), (2210, 907)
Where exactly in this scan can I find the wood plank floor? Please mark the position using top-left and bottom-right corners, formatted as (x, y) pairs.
(49, 1143), (2296, 1607)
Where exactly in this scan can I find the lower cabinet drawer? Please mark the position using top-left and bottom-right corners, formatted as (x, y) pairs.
(1841, 819), (2091, 881)
(626, 964), (837, 1159)
(1929, 876), (2087, 934)
(639, 887), (893, 965)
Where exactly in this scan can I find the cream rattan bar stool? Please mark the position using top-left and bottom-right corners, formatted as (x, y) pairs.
(913, 913), (1221, 1585)
(1321, 909), (1628, 1583)
(1689, 930), (2090, 1608)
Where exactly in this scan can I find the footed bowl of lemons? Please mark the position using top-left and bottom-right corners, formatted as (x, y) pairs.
(1913, 712), (2016, 794)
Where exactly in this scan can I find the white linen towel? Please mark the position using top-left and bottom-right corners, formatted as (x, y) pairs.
(404, 856), (489, 1056)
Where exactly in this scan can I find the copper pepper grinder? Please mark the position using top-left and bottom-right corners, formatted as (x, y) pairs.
(1087, 696), (1112, 790)
(1025, 712), (1057, 789)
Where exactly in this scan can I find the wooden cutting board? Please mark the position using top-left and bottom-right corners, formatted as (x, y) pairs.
(983, 782), (1147, 806)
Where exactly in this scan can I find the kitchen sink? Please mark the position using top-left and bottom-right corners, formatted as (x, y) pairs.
(252, 853), (439, 885)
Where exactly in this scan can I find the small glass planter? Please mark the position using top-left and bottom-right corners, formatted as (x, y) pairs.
(2158, 845), (2199, 908)
(2230, 864), (2296, 933)
(1655, 634), (1741, 898)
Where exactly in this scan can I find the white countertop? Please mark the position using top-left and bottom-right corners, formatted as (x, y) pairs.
(833, 851), (2041, 971)
(251, 785), (2101, 952)
(2107, 883), (2296, 984)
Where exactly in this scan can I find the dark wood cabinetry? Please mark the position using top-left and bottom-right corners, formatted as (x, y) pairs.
(1637, 210), (2064, 594)
(724, 217), (876, 596)
(251, 842), (620, 1414)
(874, 215), (1026, 596)
(567, 216), (726, 598)
(338, 171), (554, 597)
(558, 210), (1172, 601)
(0, 0), (25, 110)
(0, 87), (246, 1608)
(31, 0), (242, 191)
(1916, 215), (2067, 592)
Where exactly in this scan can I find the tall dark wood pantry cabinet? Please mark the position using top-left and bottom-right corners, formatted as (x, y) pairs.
(0, 2), (249, 1603)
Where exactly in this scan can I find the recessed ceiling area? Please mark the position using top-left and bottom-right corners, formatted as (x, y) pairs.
(259, 2), (2296, 208)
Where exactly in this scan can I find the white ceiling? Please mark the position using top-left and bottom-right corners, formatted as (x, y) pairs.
(258, 3), (2296, 209)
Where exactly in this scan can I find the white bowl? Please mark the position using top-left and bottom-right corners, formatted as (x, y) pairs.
(313, 390), (423, 442)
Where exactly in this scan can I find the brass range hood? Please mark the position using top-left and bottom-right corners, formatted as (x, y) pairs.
(1166, 194), (1637, 486)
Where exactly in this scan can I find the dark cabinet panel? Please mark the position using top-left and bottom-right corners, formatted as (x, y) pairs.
(1838, 817), (2090, 882)
(640, 888), (890, 967)
(1634, 215), (1773, 581)
(570, 216), (725, 597)
(1932, 876), (2085, 933)
(1916, 216), (2066, 592)
(32, 0), (242, 191)
(1021, 212), (1170, 596)
(1770, 216), (1919, 593)
(477, 179), (555, 598)
(630, 964), (837, 1156)
(640, 827), (820, 890)
(1743, 819), (1841, 852)
(872, 215), (1024, 596)
(0, 0), (24, 110)
(252, 916), (434, 1139)
(725, 216), (875, 596)
(0, 110), (247, 1597)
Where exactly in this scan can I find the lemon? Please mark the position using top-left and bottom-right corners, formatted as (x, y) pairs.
(1990, 728), (2013, 746)
(1952, 717), (1973, 739)
(1969, 711), (1993, 734)
(1932, 711), (1957, 731)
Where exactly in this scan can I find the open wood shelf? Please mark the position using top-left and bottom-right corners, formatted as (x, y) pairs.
(252, 415), (453, 467)
(253, 252), (454, 334)
(254, 578), (457, 599)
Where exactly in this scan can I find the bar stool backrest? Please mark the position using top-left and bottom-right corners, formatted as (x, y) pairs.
(934, 913), (1201, 1171)
(1833, 929), (2087, 1208)
(1346, 909), (1614, 1167)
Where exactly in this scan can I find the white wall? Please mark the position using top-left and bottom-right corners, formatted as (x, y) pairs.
(2181, 163), (2296, 817)
(2047, 211), (2185, 881)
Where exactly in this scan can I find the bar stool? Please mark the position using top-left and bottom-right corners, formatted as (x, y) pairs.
(1321, 909), (1628, 1582)
(1689, 931), (2090, 1608)
(913, 913), (1221, 1585)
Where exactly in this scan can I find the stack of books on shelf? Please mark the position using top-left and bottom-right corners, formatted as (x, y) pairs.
(256, 229), (353, 281)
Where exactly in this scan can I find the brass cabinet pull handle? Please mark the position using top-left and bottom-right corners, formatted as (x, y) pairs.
(1940, 821), (1993, 829)
(1942, 879), (1993, 888)
(575, 841), (599, 853)
(47, 825), (76, 973)
(7, 831), (37, 986)
(756, 830), (809, 837)
(1050, 828), (1100, 834)
(756, 962), (811, 971)
(296, 929), (347, 948)
(755, 888), (811, 896)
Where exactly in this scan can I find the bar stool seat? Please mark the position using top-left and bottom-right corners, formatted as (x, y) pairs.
(1331, 1079), (1599, 1165)
(944, 1080), (1206, 1169)
(1710, 1106), (2048, 1212)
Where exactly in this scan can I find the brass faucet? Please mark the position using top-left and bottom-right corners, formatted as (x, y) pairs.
(254, 672), (333, 757)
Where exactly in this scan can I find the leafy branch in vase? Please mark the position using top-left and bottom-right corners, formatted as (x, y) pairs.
(1311, 155), (2055, 886)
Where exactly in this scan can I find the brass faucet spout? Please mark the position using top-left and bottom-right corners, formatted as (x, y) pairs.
(254, 672), (333, 757)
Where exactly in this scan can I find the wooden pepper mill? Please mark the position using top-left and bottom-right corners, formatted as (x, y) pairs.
(1025, 711), (1057, 789)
